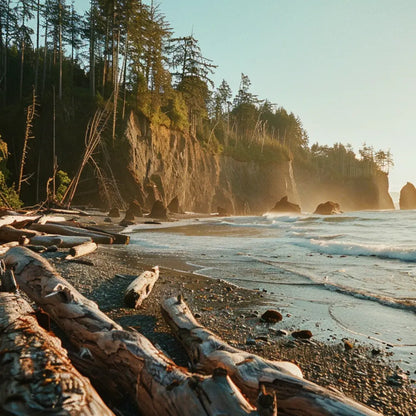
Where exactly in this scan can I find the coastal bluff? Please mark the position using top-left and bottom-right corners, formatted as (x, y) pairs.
(115, 112), (394, 215)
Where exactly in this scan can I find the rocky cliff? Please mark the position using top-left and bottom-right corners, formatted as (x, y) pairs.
(294, 168), (394, 212)
(115, 112), (393, 214)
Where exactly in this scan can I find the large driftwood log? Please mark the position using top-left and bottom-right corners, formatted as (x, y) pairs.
(80, 225), (130, 245)
(0, 292), (114, 415)
(161, 296), (382, 416)
(0, 224), (40, 241)
(124, 266), (159, 308)
(30, 234), (93, 248)
(30, 223), (113, 244)
(4, 247), (261, 416)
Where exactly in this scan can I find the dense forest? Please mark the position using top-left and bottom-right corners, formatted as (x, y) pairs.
(0, 0), (393, 208)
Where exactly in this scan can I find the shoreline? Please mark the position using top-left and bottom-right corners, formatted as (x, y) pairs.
(50, 237), (415, 416)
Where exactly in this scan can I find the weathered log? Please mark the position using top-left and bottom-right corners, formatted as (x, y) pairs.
(30, 223), (113, 244)
(66, 241), (98, 260)
(161, 296), (382, 416)
(124, 266), (159, 308)
(46, 207), (89, 216)
(0, 215), (41, 227)
(0, 292), (115, 415)
(0, 241), (19, 255)
(80, 225), (130, 245)
(30, 234), (93, 248)
(0, 224), (40, 242)
(4, 247), (261, 416)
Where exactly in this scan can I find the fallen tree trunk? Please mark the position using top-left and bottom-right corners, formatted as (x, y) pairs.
(161, 296), (382, 416)
(0, 224), (40, 241)
(66, 241), (98, 260)
(30, 234), (92, 248)
(81, 225), (130, 244)
(30, 223), (113, 244)
(3, 247), (261, 416)
(0, 291), (114, 415)
(124, 266), (159, 308)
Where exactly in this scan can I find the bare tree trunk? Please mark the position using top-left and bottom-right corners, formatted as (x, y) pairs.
(41, 24), (48, 97)
(17, 88), (37, 195)
(0, 291), (115, 415)
(58, 0), (63, 100)
(3, 247), (261, 416)
(162, 296), (382, 416)
(34, 0), (40, 93)
(89, 1), (96, 97)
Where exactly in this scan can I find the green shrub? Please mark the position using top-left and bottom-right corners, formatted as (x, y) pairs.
(56, 170), (71, 203)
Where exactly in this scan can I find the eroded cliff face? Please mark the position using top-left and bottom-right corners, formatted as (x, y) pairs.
(294, 168), (394, 212)
(118, 112), (298, 214)
(116, 112), (393, 214)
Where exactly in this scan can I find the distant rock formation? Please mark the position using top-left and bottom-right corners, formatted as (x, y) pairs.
(399, 182), (416, 210)
(149, 200), (168, 219)
(167, 196), (183, 214)
(108, 207), (120, 217)
(314, 201), (342, 215)
(270, 196), (301, 214)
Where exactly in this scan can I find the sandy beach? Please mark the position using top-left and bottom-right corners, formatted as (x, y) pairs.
(44, 220), (416, 416)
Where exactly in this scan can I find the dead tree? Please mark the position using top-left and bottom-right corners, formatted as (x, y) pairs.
(161, 296), (382, 416)
(3, 247), (262, 416)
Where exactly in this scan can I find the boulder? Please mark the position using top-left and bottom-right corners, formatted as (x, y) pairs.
(128, 200), (143, 217)
(149, 200), (168, 219)
(217, 206), (229, 216)
(261, 310), (283, 323)
(167, 196), (183, 214)
(314, 201), (342, 215)
(291, 330), (313, 339)
(108, 207), (120, 217)
(399, 182), (416, 210)
(270, 196), (301, 214)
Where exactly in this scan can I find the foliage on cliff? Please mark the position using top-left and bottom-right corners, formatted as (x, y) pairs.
(0, 0), (393, 207)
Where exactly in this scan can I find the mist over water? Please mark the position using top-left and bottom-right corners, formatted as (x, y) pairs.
(127, 210), (416, 371)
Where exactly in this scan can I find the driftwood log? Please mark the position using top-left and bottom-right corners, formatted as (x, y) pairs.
(0, 224), (40, 241)
(124, 266), (159, 308)
(30, 223), (114, 244)
(0, 291), (114, 415)
(3, 247), (262, 416)
(161, 296), (382, 416)
(0, 241), (19, 255)
(30, 235), (93, 248)
(66, 241), (98, 260)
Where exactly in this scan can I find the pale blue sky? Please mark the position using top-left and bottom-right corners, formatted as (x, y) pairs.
(76, 0), (416, 191)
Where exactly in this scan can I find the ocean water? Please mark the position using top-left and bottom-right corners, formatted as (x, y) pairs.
(125, 210), (416, 371)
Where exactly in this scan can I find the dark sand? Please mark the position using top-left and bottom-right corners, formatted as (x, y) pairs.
(47, 239), (416, 416)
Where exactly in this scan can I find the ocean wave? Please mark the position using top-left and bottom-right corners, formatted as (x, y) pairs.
(296, 239), (416, 262)
(247, 256), (416, 313)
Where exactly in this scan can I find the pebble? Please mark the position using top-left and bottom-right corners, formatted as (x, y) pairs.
(246, 338), (256, 346)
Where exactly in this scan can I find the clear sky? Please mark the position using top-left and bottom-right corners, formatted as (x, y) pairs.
(76, 0), (416, 191)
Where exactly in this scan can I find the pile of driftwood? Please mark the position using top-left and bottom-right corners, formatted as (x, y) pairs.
(0, 209), (129, 262)
(0, 244), (383, 414)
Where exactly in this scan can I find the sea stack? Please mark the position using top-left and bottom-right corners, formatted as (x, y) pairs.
(270, 196), (301, 214)
(314, 201), (342, 215)
(399, 182), (416, 210)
